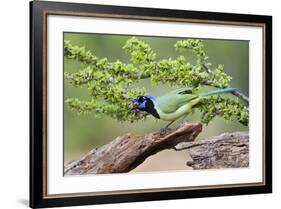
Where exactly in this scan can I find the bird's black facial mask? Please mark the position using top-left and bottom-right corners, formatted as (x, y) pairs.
(130, 96), (160, 119)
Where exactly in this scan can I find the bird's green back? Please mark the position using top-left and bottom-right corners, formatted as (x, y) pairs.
(156, 88), (198, 113)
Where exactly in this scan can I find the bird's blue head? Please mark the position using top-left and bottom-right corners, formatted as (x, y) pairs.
(130, 95), (156, 110)
(129, 95), (160, 119)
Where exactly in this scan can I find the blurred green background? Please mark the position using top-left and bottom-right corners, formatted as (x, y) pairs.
(63, 33), (249, 172)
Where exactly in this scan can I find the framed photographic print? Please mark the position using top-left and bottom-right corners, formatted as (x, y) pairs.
(30, 0), (272, 208)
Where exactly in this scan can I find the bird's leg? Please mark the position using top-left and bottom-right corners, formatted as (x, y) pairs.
(181, 114), (189, 123)
(160, 120), (175, 133)
(176, 114), (189, 128)
(165, 120), (176, 129)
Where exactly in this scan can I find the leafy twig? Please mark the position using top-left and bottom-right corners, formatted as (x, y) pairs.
(64, 37), (249, 125)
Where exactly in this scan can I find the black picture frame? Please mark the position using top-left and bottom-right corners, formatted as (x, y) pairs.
(30, 1), (272, 208)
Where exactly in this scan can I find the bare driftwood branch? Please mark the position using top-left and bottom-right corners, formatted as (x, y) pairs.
(64, 123), (249, 176)
(64, 122), (203, 175)
(176, 131), (249, 169)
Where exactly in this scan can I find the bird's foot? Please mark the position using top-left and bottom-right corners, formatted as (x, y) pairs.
(160, 127), (171, 135)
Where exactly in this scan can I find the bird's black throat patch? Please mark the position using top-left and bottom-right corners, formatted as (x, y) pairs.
(141, 98), (160, 119)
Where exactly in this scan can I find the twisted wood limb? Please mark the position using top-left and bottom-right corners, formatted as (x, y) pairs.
(176, 131), (249, 169)
(64, 123), (249, 176)
(64, 122), (202, 175)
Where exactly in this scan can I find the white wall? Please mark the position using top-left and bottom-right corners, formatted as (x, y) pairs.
(0, 0), (279, 208)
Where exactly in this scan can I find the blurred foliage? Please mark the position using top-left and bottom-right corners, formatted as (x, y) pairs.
(199, 96), (249, 126)
(63, 33), (249, 166)
(64, 37), (248, 125)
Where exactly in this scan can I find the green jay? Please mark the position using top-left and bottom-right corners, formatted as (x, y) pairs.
(130, 87), (239, 129)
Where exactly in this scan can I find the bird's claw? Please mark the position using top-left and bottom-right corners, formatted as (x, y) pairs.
(160, 127), (171, 135)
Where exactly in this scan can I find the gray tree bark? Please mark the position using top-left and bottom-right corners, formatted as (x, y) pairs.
(175, 131), (249, 169)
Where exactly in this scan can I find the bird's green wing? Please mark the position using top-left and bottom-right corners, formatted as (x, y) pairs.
(156, 88), (198, 113)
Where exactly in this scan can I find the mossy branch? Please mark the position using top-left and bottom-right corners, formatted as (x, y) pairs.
(64, 37), (249, 125)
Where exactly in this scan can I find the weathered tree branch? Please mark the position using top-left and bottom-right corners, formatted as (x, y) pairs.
(64, 123), (249, 176)
(176, 131), (249, 169)
(231, 91), (249, 104)
(64, 122), (202, 175)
